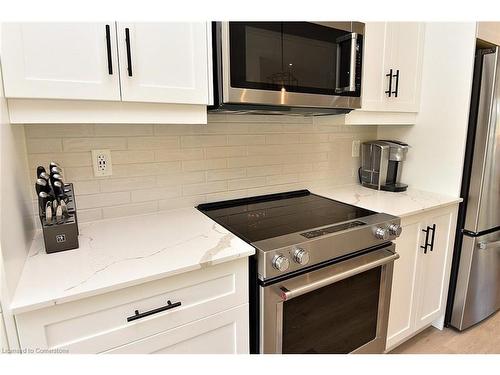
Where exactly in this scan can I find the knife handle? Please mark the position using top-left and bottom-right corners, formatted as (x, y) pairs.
(35, 178), (50, 195)
(60, 199), (69, 217)
(49, 162), (61, 170)
(55, 204), (64, 224)
(38, 192), (50, 215)
(35, 182), (43, 196)
(51, 166), (63, 176)
(37, 166), (46, 178)
(45, 201), (53, 225)
(50, 175), (62, 191)
(39, 171), (50, 181)
(53, 180), (66, 200)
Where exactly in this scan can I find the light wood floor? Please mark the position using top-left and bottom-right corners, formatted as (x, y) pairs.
(390, 311), (500, 354)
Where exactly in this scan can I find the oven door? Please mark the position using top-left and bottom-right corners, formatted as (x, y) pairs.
(221, 22), (363, 109)
(260, 245), (398, 354)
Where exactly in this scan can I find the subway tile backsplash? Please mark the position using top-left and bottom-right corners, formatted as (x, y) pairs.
(25, 114), (376, 224)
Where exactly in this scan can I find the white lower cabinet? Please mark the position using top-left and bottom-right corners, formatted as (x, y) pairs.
(413, 210), (456, 331)
(385, 218), (422, 346)
(104, 304), (248, 354)
(15, 258), (249, 354)
(386, 204), (458, 351)
(1, 313), (8, 352)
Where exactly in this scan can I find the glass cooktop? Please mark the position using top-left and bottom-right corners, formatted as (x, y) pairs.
(197, 190), (376, 243)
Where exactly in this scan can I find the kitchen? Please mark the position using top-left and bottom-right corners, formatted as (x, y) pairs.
(0, 0), (499, 372)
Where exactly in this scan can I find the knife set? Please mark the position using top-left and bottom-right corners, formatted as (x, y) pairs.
(35, 162), (79, 253)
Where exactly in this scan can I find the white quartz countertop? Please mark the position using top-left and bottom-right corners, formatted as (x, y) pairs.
(11, 208), (255, 315)
(11, 184), (460, 315)
(315, 184), (462, 218)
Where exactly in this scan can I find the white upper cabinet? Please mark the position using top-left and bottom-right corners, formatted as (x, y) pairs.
(1, 22), (211, 106)
(383, 23), (425, 112)
(361, 22), (425, 113)
(342, 22), (425, 125)
(1, 23), (121, 101)
(357, 22), (388, 111)
(116, 23), (210, 104)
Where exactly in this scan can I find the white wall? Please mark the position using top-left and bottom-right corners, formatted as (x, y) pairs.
(378, 22), (477, 197)
(0, 60), (35, 349)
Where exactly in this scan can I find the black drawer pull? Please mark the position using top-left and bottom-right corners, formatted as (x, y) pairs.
(429, 224), (436, 252)
(385, 68), (393, 97)
(421, 226), (430, 254)
(127, 300), (181, 322)
(125, 27), (133, 77)
(105, 24), (113, 75)
(393, 69), (400, 97)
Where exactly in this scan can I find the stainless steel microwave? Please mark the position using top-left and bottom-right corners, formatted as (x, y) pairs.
(209, 21), (364, 115)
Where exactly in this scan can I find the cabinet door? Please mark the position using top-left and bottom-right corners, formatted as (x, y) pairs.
(386, 218), (422, 350)
(359, 22), (389, 111)
(1, 313), (8, 351)
(117, 22), (210, 104)
(103, 304), (249, 354)
(383, 23), (425, 112)
(414, 211), (454, 331)
(358, 22), (424, 113)
(1, 23), (121, 100)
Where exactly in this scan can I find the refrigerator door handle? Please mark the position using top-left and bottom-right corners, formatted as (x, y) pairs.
(477, 240), (500, 250)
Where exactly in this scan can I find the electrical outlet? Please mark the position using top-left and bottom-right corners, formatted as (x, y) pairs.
(92, 149), (112, 177)
(352, 140), (361, 157)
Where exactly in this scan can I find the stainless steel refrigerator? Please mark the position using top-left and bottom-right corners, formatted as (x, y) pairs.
(446, 45), (500, 330)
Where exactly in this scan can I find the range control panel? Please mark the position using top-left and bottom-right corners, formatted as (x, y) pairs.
(300, 221), (366, 239)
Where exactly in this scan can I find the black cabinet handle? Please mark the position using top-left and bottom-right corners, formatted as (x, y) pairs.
(385, 69), (393, 97)
(420, 224), (437, 254)
(125, 27), (133, 77)
(393, 69), (400, 97)
(105, 25), (113, 75)
(421, 226), (430, 254)
(127, 300), (181, 322)
(429, 224), (436, 252)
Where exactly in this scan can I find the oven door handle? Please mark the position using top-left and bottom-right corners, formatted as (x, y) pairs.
(279, 249), (399, 301)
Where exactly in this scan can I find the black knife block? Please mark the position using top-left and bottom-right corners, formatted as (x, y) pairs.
(39, 183), (79, 254)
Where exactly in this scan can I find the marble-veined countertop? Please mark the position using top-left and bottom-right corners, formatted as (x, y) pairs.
(11, 184), (460, 315)
(315, 184), (462, 218)
(10, 208), (255, 315)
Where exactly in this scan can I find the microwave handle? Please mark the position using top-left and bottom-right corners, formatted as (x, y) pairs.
(335, 32), (358, 93)
(279, 248), (399, 301)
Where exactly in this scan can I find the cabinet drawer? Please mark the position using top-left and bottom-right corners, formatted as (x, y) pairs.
(104, 304), (249, 354)
(16, 258), (248, 353)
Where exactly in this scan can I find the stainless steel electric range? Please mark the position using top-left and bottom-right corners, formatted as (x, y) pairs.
(197, 189), (401, 354)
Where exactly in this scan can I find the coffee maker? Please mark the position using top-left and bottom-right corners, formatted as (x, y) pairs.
(359, 140), (409, 192)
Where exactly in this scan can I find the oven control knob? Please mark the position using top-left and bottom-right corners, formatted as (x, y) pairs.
(374, 227), (390, 240)
(293, 248), (310, 265)
(272, 255), (290, 272)
(388, 223), (402, 237)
